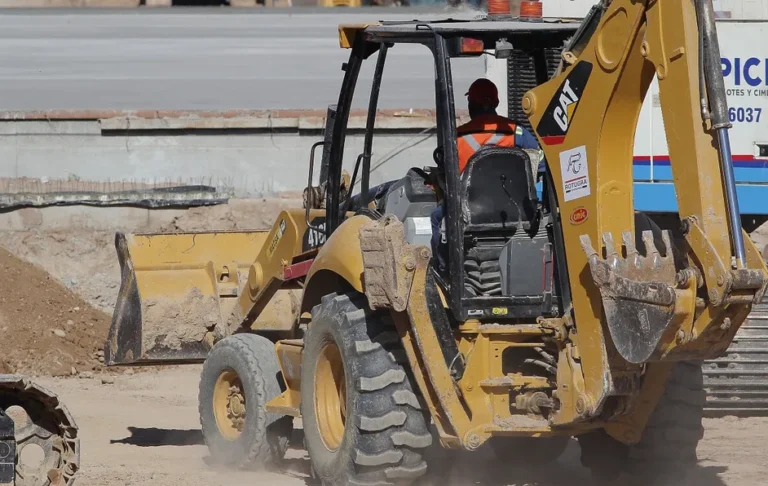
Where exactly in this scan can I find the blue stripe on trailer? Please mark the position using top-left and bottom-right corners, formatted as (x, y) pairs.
(634, 182), (768, 215)
(633, 155), (768, 184)
(535, 155), (768, 215)
(632, 155), (768, 214)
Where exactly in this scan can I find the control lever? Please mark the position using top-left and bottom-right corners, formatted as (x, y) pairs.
(501, 174), (526, 230)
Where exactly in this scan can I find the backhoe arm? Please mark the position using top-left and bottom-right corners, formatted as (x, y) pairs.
(524, 0), (768, 425)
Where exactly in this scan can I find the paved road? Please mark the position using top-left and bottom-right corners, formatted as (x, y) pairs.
(0, 8), (484, 111)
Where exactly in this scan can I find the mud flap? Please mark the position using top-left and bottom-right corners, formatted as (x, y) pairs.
(580, 230), (679, 364)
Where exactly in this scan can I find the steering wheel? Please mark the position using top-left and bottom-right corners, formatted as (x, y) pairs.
(433, 146), (444, 168)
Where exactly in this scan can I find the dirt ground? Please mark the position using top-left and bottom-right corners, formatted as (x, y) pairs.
(28, 366), (768, 486)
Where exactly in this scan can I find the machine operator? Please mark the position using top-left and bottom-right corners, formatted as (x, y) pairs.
(430, 78), (542, 271)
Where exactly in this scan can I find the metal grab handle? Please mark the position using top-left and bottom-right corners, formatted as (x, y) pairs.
(306, 141), (326, 233)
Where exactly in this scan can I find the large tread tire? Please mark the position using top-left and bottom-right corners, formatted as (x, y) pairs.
(301, 292), (431, 486)
(625, 361), (705, 481)
(198, 333), (291, 469)
(579, 361), (705, 484)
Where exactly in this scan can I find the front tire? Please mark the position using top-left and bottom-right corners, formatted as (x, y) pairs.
(198, 333), (291, 469)
(301, 292), (431, 486)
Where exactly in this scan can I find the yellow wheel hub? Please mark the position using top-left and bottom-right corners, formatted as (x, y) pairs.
(315, 342), (347, 451)
(213, 370), (246, 440)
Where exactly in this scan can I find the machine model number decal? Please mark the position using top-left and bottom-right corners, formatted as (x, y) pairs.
(303, 217), (327, 252)
(559, 145), (590, 202)
(569, 207), (589, 225)
(536, 61), (593, 146)
(267, 219), (287, 257)
(492, 307), (508, 316)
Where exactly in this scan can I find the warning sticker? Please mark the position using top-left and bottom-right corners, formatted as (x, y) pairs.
(559, 145), (590, 202)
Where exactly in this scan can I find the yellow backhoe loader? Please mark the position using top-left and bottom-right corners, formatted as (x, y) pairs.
(105, 0), (768, 483)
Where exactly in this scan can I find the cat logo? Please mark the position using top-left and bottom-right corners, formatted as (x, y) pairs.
(536, 61), (593, 146)
(553, 79), (580, 132)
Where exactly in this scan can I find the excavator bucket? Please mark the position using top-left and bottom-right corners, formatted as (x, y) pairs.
(580, 230), (680, 364)
(105, 230), (269, 365)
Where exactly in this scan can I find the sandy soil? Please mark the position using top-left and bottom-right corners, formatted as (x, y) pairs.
(0, 246), (111, 377)
(31, 366), (768, 486)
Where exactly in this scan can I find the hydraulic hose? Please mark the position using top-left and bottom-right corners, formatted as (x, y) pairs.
(694, 0), (746, 268)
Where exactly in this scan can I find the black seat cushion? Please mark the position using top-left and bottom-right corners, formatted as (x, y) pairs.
(461, 146), (537, 231)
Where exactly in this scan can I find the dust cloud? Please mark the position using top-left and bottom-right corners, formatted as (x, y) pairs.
(29, 366), (768, 486)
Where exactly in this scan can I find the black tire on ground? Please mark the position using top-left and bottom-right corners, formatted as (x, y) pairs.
(579, 361), (705, 484)
(301, 292), (432, 486)
(198, 333), (292, 469)
(488, 436), (570, 465)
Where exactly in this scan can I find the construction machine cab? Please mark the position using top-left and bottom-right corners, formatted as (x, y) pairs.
(316, 19), (578, 320)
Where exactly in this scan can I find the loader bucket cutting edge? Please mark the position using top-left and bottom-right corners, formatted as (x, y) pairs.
(105, 230), (270, 365)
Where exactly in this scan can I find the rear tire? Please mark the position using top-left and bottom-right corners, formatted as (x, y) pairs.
(301, 292), (431, 486)
(198, 333), (291, 469)
(579, 361), (705, 483)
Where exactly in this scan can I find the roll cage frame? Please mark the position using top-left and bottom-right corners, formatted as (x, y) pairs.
(318, 19), (578, 320)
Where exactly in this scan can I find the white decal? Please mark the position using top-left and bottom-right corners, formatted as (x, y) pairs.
(559, 145), (590, 202)
(307, 222), (326, 248)
(553, 79), (580, 132)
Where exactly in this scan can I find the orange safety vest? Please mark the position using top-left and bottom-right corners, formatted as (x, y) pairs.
(457, 114), (518, 173)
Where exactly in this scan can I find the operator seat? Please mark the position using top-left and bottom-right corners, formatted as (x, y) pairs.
(461, 146), (538, 233)
(459, 147), (554, 314)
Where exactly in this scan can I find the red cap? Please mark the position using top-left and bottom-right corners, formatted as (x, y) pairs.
(466, 78), (499, 106)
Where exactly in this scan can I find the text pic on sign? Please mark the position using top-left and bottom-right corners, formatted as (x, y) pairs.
(559, 145), (590, 202)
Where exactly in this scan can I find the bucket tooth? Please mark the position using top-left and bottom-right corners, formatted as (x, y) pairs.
(603, 232), (623, 270)
(622, 231), (637, 256)
(661, 230), (673, 259)
(642, 230), (659, 257)
(580, 234), (597, 258)
(602, 232), (618, 257)
(622, 231), (642, 269)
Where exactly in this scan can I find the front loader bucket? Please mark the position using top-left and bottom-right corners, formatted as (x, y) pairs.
(105, 230), (269, 365)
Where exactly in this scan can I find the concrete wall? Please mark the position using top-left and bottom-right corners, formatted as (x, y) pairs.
(0, 121), (437, 197)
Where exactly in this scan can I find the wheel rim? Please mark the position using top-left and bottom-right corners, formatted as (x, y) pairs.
(213, 370), (246, 441)
(315, 342), (346, 452)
